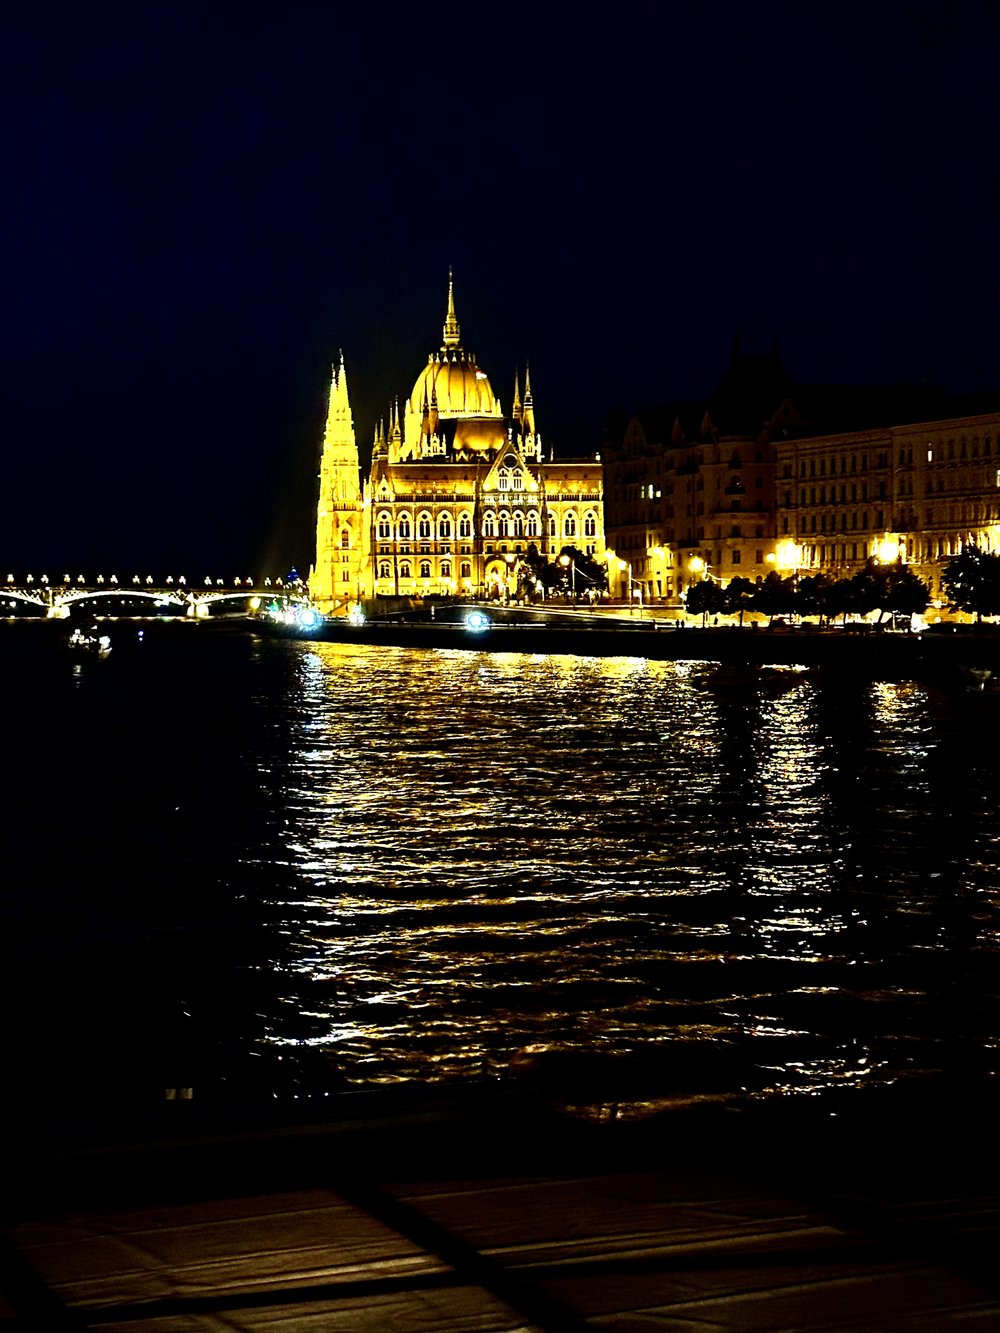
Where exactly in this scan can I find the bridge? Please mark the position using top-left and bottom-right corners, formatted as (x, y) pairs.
(1, 573), (311, 619)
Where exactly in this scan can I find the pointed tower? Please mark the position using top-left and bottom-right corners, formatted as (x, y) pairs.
(522, 363), (535, 434)
(310, 354), (365, 611)
(442, 266), (461, 349)
(388, 397), (404, 463)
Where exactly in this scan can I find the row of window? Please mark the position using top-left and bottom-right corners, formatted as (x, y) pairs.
(377, 560), (473, 581)
(375, 510), (599, 541)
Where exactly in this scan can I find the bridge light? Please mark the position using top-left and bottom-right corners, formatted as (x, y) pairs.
(216, 578), (223, 586)
(26, 574), (33, 583)
(264, 578), (271, 586)
(204, 577), (212, 586)
(166, 576), (173, 584)
(178, 576), (186, 585)
(63, 574), (70, 584)
(77, 575), (85, 583)
(5, 575), (12, 583)
(41, 575), (49, 584)
(145, 576), (153, 584)
(132, 575), (140, 584)
(97, 575), (105, 584)
(110, 575), (118, 584)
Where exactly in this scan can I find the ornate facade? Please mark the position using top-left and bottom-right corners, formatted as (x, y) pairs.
(311, 278), (605, 611)
(603, 346), (1000, 604)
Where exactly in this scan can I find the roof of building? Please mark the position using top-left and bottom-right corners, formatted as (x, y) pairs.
(609, 347), (1000, 450)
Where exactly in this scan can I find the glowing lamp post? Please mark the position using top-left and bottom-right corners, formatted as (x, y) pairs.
(874, 536), (901, 564)
(773, 539), (803, 573)
(687, 555), (706, 590)
(559, 552), (576, 600)
(616, 558), (633, 605)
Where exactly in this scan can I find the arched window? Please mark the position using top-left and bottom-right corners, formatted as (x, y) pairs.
(399, 562), (411, 578)
(513, 513), (524, 538)
(439, 514), (452, 539)
(483, 512), (496, 537)
(511, 471), (523, 491)
(417, 512), (432, 539)
(548, 515), (557, 537)
(458, 513), (472, 538)
(398, 514), (412, 539)
(497, 469), (510, 491)
(564, 514), (577, 538)
(584, 511), (596, 537)
(341, 529), (351, 548)
(460, 562), (471, 579)
(419, 560), (431, 578)
(377, 512), (391, 539)
(440, 561), (451, 578)
(378, 561), (391, 579)
(527, 511), (539, 538)
(499, 512), (510, 537)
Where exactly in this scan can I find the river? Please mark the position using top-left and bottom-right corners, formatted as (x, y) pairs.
(3, 622), (998, 1128)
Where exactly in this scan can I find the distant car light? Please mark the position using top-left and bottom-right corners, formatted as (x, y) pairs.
(465, 610), (490, 633)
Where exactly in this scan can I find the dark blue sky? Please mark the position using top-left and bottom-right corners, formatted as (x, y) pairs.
(2, 2), (999, 574)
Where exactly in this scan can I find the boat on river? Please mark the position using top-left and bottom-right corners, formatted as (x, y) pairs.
(67, 625), (112, 659)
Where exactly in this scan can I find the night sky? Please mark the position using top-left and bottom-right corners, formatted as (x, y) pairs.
(3, 2), (999, 576)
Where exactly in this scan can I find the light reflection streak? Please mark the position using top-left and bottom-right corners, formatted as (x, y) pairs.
(245, 642), (1000, 1109)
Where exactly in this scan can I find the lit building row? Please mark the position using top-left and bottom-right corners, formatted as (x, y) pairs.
(602, 344), (1000, 601)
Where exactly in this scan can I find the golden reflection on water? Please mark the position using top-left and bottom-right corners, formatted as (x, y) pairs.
(250, 642), (999, 1109)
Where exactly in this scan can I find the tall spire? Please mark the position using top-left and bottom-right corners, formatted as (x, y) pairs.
(521, 361), (535, 437)
(512, 369), (522, 424)
(312, 347), (362, 611)
(442, 267), (461, 349)
(324, 354), (351, 434)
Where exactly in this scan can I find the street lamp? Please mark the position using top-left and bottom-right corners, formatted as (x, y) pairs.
(616, 558), (632, 604)
(874, 536), (901, 564)
(772, 539), (803, 573)
(559, 552), (576, 600)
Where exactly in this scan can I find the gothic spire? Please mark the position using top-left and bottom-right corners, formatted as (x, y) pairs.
(521, 361), (535, 436)
(325, 353), (352, 434)
(442, 267), (461, 349)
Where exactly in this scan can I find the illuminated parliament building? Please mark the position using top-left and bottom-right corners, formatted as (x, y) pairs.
(310, 277), (605, 611)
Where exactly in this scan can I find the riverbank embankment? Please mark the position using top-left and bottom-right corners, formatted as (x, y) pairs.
(259, 613), (1000, 683)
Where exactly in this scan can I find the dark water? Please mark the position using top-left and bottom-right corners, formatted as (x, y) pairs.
(3, 623), (999, 1125)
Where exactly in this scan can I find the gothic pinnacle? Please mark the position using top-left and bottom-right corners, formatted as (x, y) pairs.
(442, 267), (461, 349)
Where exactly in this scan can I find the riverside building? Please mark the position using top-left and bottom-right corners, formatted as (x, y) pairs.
(310, 277), (605, 611)
(602, 344), (1000, 604)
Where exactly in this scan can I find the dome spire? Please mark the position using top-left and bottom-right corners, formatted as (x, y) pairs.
(442, 267), (461, 349)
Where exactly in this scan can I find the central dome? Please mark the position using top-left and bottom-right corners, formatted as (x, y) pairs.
(408, 351), (501, 420)
(405, 273), (502, 421)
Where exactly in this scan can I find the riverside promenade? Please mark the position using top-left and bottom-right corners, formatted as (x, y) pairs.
(4, 1084), (999, 1331)
(260, 605), (1000, 685)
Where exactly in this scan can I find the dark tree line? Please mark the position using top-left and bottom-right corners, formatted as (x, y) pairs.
(941, 546), (1000, 620)
(685, 562), (930, 625)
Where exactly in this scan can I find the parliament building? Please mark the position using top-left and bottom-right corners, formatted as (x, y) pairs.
(310, 277), (605, 611)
